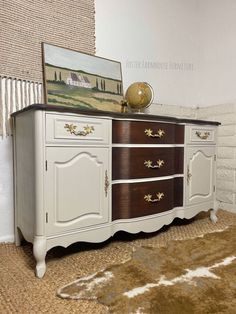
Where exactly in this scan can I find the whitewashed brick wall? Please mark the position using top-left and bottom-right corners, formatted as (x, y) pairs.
(150, 102), (236, 213)
(149, 103), (196, 119)
(196, 104), (236, 213)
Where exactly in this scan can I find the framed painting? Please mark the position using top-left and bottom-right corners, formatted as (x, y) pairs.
(42, 43), (123, 112)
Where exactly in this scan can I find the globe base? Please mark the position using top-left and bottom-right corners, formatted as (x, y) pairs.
(129, 107), (148, 114)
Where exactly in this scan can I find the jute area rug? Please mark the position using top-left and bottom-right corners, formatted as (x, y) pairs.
(1, 210), (236, 314)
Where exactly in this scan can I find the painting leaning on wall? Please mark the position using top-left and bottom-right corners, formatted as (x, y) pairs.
(42, 43), (124, 112)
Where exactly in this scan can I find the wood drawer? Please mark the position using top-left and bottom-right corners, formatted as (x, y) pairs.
(112, 120), (184, 144)
(45, 113), (110, 145)
(186, 126), (216, 144)
(112, 147), (183, 180)
(112, 177), (183, 220)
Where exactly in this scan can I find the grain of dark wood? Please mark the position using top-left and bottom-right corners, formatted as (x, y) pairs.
(112, 178), (183, 220)
(112, 147), (184, 180)
(112, 120), (184, 144)
(11, 104), (220, 126)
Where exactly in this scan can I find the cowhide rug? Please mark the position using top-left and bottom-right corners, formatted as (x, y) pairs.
(57, 225), (236, 313)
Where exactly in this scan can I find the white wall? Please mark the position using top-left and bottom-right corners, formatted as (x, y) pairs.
(0, 137), (14, 242)
(197, 0), (236, 106)
(95, 0), (199, 107)
(96, 0), (236, 107)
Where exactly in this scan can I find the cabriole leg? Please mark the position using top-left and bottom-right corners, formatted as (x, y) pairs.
(33, 236), (47, 278)
(15, 227), (23, 246)
(210, 201), (219, 223)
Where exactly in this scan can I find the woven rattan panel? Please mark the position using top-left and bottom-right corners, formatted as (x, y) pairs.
(0, 0), (95, 82)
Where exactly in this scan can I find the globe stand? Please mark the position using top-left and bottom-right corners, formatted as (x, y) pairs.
(120, 100), (147, 114)
(130, 108), (146, 114)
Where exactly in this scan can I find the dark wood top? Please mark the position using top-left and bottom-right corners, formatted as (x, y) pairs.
(11, 103), (220, 126)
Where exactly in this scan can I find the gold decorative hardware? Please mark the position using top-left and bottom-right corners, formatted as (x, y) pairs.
(187, 165), (192, 184)
(64, 123), (95, 136)
(195, 131), (210, 140)
(104, 170), (109, 197)
(144, 192), (164, 203)
(120, 100), (128, 113)
(144, 128), (165, 138)
(144, 159), (164, 169)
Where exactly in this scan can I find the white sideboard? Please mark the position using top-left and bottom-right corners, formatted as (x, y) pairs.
(12, 104), (219, 278)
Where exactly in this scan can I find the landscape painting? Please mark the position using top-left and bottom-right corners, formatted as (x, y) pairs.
(42, 43), (123, 112)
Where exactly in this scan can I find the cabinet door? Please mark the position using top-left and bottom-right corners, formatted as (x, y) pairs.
(185, 146), (215, 205)
(45, 147), (110, 236)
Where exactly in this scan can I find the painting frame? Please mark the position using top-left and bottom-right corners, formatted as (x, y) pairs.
(42, 43), (124, 112)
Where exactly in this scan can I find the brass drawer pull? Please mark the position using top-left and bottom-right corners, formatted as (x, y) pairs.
(104, 170), (109, 197)
(187, 165), (192, 184)
(144, 159), (164, 169)
(64, 123), (95, 136)
(144, 192), (164, 203)
(144, 128), (165, 138)
(195, 131), (210, 140)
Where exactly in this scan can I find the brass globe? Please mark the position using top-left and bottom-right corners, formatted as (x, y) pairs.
(125, 82), (154, 112)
